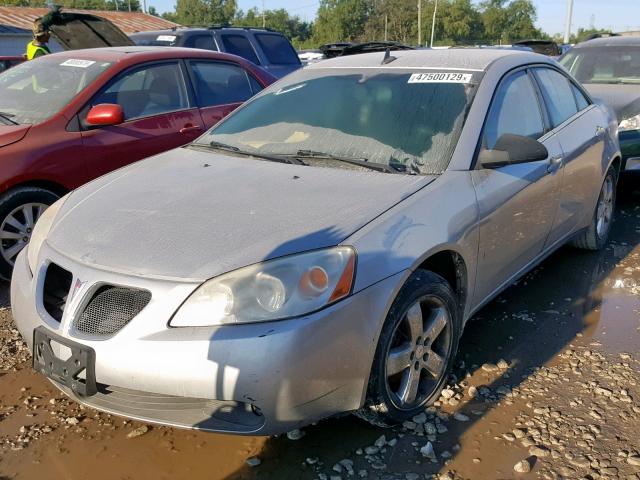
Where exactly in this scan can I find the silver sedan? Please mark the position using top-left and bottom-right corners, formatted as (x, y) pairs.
(11, 49), (620, 435)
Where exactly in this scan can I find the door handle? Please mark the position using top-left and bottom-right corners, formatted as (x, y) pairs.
(595, 126), (606, 137)
(179, 125), (202, 134)
(547, 155), (563, 173)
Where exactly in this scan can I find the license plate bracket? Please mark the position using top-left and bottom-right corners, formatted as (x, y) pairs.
(33, 326), (97, 397)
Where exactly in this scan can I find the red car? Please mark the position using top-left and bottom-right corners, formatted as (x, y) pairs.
(0, 47), (275, 279)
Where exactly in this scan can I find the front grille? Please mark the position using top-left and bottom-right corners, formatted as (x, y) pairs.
(42, 263), (73, 322)
(74, 286), (151, 336)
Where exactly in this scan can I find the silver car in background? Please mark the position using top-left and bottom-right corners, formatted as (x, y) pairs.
(11, 49), (620, 435)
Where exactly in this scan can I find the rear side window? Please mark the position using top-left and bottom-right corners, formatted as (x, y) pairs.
(571, 83), (590, 111)
(183, 34), (216, 51)
(93, 62), (189, 121)
(220, 34), (260, 65)
(483, 70), (545, 149)
(189, 61), (253, 106)
(248, 74), (264, 95)
(254, 34), (300, 65)
(533, 68), (579, 128)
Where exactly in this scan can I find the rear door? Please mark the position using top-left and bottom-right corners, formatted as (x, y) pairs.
(79, 61), (203, 178)
(186, 60), (261, 129)
(531, 67), (606, 245)
(471, 68), (564, 304)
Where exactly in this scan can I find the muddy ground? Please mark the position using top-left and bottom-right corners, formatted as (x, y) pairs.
(0, 184), (639, 480)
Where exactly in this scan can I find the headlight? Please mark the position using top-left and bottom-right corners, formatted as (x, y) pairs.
(170, 246), (356, 327)
(26, 195), (67, 274)
(619, 114), (640, 132)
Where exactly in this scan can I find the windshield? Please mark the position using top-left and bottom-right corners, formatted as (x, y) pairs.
(561, 46), (640, 84)
(0, 56), (112, 125)
(195, 68), (480, 175)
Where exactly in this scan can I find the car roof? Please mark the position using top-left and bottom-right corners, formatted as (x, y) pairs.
(34, 46), (250, 63)
(130, 27), (284, 36)
(574, 36), (640, 48)
(306, 48), (546, 72)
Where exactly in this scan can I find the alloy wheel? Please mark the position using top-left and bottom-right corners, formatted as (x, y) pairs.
(596, 174), (614, 239)
(385, 296), (453, 410)
(0, 202), (48, 266)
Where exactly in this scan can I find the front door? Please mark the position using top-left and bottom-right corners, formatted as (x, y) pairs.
(471, 69), (564, 304)
(80, 61), (204, 179)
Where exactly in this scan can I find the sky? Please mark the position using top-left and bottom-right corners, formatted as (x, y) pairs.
(151, 0), (640, 36)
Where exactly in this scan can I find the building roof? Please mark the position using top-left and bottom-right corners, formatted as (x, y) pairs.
(307, 48), (541, 72)
(0, 6), (179, 36)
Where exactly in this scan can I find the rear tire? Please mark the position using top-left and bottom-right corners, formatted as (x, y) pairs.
(0, 187), (59, 281)
(571, 165), (617, 251)
(356, 269), (461, 427)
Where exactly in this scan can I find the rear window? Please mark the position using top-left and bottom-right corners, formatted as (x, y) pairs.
(254, 34), (300, 65)
(220, 34), (260, 65)
(130, 33), (179, 46)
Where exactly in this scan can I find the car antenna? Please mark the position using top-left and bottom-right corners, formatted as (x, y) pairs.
(382, 48), (397, 65)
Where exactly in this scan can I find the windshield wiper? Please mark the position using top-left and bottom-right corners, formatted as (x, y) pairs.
(0, 112), (18, 126)
(190, 141), (307, 166)
(294, 149), (398, 173)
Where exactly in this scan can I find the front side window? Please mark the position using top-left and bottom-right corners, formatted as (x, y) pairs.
(189, 61), (253, 106)
(92, 62), (189, 121)
(0, 57), (112, 125)
(194, 68), (480, 175)
(483, 70), (544, 150)
(254, 34), (300, 65)
(220, 34), (260, 65)
(533, 68), (578, 128)
(561, 46), (640, 85)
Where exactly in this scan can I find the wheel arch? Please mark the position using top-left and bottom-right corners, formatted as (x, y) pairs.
(1, 179), (69, 199)
(414, 248), (469, 319)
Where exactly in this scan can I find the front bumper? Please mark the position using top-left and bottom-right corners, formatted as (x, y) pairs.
(11, 245), (403, 435)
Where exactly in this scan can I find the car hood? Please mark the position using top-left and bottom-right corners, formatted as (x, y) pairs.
(0, 124), (30, 148)
(47, 148), (434, 281)
(584, 84), (640, 122)
(45, 11), (134, 50)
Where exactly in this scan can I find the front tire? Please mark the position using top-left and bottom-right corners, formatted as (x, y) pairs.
(571, 165), (617, 251)
(0, 187), (59, 281)
(356, 269), (461, 427)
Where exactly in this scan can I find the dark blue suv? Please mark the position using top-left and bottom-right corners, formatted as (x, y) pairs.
(130, 27), (302, 79)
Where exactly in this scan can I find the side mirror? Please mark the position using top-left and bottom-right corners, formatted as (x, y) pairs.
(86, 103), (124, 127)
(479, 133), (549, 169)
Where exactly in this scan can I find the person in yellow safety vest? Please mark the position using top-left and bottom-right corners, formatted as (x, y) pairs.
(26, 19), (51, 60)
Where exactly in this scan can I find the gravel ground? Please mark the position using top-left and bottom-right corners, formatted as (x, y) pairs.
(0, 185), (638, 480)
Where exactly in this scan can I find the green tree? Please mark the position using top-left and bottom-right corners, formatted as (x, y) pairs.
(312, 0), (369, 45)
(173, 0), (236, 26)
(503, 0), (538, 41)
(440, 0), (484, 44)
(235, 7), (313, 48)
(479, 0), (508, 43)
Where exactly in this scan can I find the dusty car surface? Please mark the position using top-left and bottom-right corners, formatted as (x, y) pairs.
(12, 49), (620, 435)
(560, 36), (640, 173)
(0, 47), (275, 280)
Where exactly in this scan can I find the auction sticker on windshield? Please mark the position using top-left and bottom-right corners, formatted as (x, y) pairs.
(408, 72), (473, 83)
(60, 59), (96, 68)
